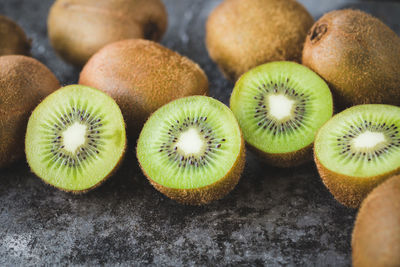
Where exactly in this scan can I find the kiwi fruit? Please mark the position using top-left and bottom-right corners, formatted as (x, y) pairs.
(230, 61), (333, 167)
(0, 55), (60, 168)
(48, 0), (168, 66)
(25, 85), (126, 192)
(137, 96), (245, 205)
(352, 175), (400, 267)
(0, 15), (31, 56)
(314, 104), (400, 208)
(79, 39), (209, 135)
(302, 9), (400, 108)
(205, 0), (314, 81)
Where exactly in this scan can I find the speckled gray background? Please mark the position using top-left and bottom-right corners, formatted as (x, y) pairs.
(0, 0), (399, 266)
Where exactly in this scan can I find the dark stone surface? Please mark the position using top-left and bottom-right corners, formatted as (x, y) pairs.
(0, 0), (399, 265)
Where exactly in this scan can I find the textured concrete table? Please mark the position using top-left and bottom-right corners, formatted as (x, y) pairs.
(0, 0), (399, 265)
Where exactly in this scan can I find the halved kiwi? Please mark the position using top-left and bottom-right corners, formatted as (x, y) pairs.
(230, 61), (333, 167)
(352, 175), (400, 267)
(314, 104), (400, 208)
(137, 96), (245, 205)
(25, 85), (126, 192)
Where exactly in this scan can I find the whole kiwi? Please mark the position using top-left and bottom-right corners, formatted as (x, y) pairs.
(302, 9), (400, 108)
(0, 15), (30, 56)
(206, 0), (314, 81)
(79, 39), (209, 135)
(48, 0), (168, 66)
(352, 175), (400, 267)
(0, 56), (60, 168)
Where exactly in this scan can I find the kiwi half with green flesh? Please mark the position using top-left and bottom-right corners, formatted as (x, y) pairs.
(206, 0), (314, 81)
(0, 55), (60, 168)
(25, 85), (126, 192)
(314, 104), (400, 208)
(230, 61), (333, 167)
(0, 15), (31, 56)
(79, 39), (209, 135)
(302, 9), (400, 108)
(352, 175), (400, 267)
(137, 96), (245, 205)
(48, 0), (167, 66)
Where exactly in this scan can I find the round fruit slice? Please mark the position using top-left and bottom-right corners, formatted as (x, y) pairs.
(314, 104), (400, 208)
(230, 61), (333, 167)
(25, 85), (126, 192)
(137, 96), (245, 205)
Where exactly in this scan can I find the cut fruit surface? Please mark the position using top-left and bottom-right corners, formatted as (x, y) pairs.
(314, 104), (400, 207)
(230, 61), (333, 166)
(25, 85), (126, 192)
(137, 96), (245, 205)
(316, 105), (400, 178)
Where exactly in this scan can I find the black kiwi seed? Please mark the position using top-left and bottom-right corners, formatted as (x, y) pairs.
(157, 116), (224, 168)
(47, 105), (105, 169)
(252, 80), (308, 134)
(335, 121), (400, 160)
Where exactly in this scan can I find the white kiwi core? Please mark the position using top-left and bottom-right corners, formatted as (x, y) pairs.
(62, 122), (87, 153)
(268, 94), (295, 121)
(353, 131), (386, 149)
(176, 128), (205, 156)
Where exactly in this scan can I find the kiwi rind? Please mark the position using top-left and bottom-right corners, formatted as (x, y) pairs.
(302, 9), (400, 108)
(315, 157), (399, 208)
(79, 39), (209, 135)
(206, 0), (314, 81)
(250, 143), (312, 168)
(48, 0), (168, 66)
(25, 85), (127, 193)
(144, 138), (245, 205)
(0, 15), (31, 56)
(314, 104), (400, 208)
(0, 55), (60, 168)
(137, 96), (245, 205)
(352, 175), (400, 267)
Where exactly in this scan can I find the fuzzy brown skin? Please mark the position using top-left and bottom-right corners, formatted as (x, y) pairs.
(48, 0), (167, 66)
(352, 175), (400, 267)
(302, 9), (400, 109)
(79, 39), (209, 135)
(141, 138), (245, 205)
(249, 143), (313, 168)
(314, 156), (400, 209)
(206, 0), (314, 81)
(0, 15), (31, 56)
(0, 56), (60, 168)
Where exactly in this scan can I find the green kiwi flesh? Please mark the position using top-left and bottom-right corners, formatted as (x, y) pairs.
(0, 55), (60, 168)
(206, 0), (314, 81)
(48, 0), (168, 66)
(0, 15), (31, 56)
(25, 85), (126, 192)
(230, 61), (333, 167)
(302, 9), (400, 108)
(315, 104), (400, 208)
(137, 96), (245, 205)
(352, 175), (400, 267)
